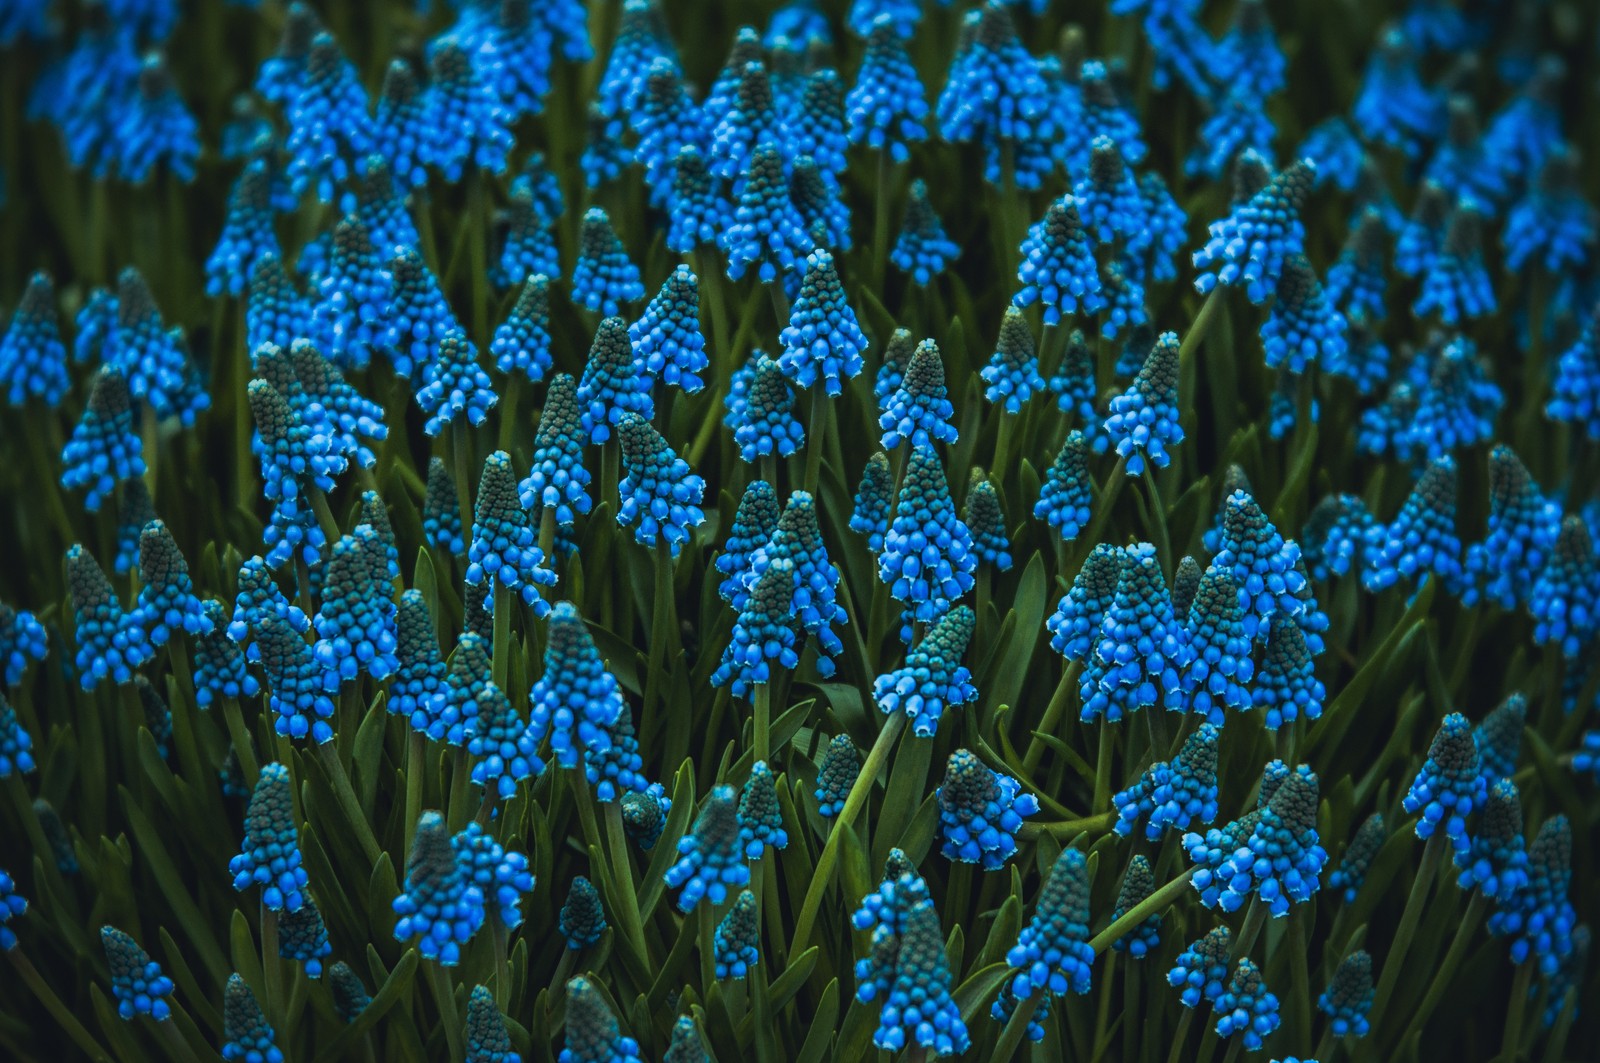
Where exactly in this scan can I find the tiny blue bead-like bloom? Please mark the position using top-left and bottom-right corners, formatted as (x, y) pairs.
(1213, 488), (1308, 640)
(423, 456), (466, 556)
(1402, 337), (1502, 463)
(731, 497), (848, 678)
(866, 891), (970, 1056)
(1464, 446), (1561, 608)
(1180, 568), (1254, 727)
(453, 821), (534, 930)
(464, 984), (518, 1063)
(1049, 328), (1103, 434)
(418, 329), (497, 436)
(561, 975), (644, 1063)
(733, 356), (804, 462)
(1113, 721), (1221, 841)
(0, 692), (34, 778)
(113, 53), (198, 184)
(630, 264), (708, 392)
(245, 379), (333, 569)
(1504, 147), (1596, 273)
(1034, 431), (1092, 542)
(1252, 613), (1324, 730)
(1490, 815), (1579, 976)
(383, 247), (459, 385)
(879, 445), (977, 623)
(296, 337), (390, 472)
(102, 925), (174, 1021)
(0, 271), (69, 408)
(615, 413), (706, 557)
(1214, 959), (1281, 1050)
(518, 373), (592, 527)
(850, 452), (893, 553)
(713, 890), (760, 980)
(1097, 261), (1149, 343)
(1297, 116), (1363, 192)
(738, 760), (788, 858)
(1413, 203), (1496, 324)
(393, 810), (486, 965)
(1013, 196), (1106, 326)
(1529, 516), (1599, 658)
(313, 525), (399, 681)
(964, 475), (1012, 571)
(1206, 0), (1284, 98)
(277, 896), (332, 978)
(573, 208), (645, 317)
(1213, 766), (1327, 916)
(1403, 712), (1486, 853)
(1112, 854), (1162, 958)
(815, 734), (861, 818)
(1549, 307), (1600, 439)
(207, 161), (281, 298)
(1262, 254), (1349, 375)
(1353, 28), (1437, 159)
(936, 749), (1039, 870)
(105, 268), (209, 426)
(582, 103), (632, 186)
(846, 17), (928, 164)
(983, 307), (1045, 413)
(1424, 97), (1506, 210)
(665, 147), (725, 255)
(1455, 778), (1531, 903)
(495, 186), (561, 289)
(621, 784), (672, 850)
(710, 60), (781, 182)
(67, 544), (150, 689)
(1003, 845), (1095, 1001)
(793, 69), (849, 183)
(0, 864), (25, 948)
(664, 784), (750, 912)
(254, 613), (338, 743)
(1395, 181), (1451, 278)
(60, 367), (146, 513)
(477, 2), (554, 120)
(492, 275), (554, 383)
(633, 59), (709, 207)
(222, 974), (285, 1063)
(1048, 543), (1124, 664)
(310, 216), (392, 373)
(0, 602), (49, 690)
(418, 38), (513, 182)
(112, 471), (151, 571)
(1075, 58), (1147, 167)
(779, 249), (869, 396)
(1364, 456), (1464, 594)
(467, 451), (557, 612)
(1185, 84), (1276, 183)
(74, 286), (117, 366)
(1193, 158), (1316, 304)
(1327, 813), (1386, 903)
(716, 480), (780, 602)
(577, 316), (653, 445)
(371, 60), (431, 191)
(246, 254), (314, 356)
(1167, 926), (1232, 1008)
(284, 33), (373, 202)
(891, 179), (959, 286)
(129, 519), (212, 647)
(435, 633), (492, 747)
(874, 605), (977, 737)
(584, 700), (648, 802)
(559, 876), (607, 949)
(1323, 209), (1388, 323)
(190, 601), (259, 705)
(1079, 543), (1191, 722)
(230, 762), (310, 912)
(527, 602), (623, 770)
(880, 339), (957, 450)
(1317, 949), (1374, 1039)
(1104, 330), (1184, 475)
(390, 590), (447, 733)
(711, 558), (800, 697)
(1078, 135), (1148, 248)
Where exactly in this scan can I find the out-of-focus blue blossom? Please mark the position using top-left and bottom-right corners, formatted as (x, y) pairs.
(1077, 59), (1146, 167)
(1213, 959), (1281, 1050)
(1325, 213), (1389, 330)
(1167, 925), (1232, 1008)
(1463, 446), (1560, 608)
(1298, 117), (1362, 191)
(102, 925), (174, 1020)
(936, 748), (1037, 870)
(577, 316), (653, 445)
(879, 445), (975, 623)
(383, 248), (458, 384)
(419, 38), (513, 182)
(631, 60), (707, 207)
(1365, 456), (1464, 594)
(1327, 812), (1386, 904)
(937, 3), (1052, 190)
(418, 329), (497, 436)
(1455, 778), (1530, 902)
(1206, 0), (1283, 98)
(874, 328), (913, 416)
(478, 1), (556, 119)
(389, 590), (446, 734)
(789, 155), (851, 253)
(284, 33), (373, 202)
(0, 0), (51, 43)
(1472, 693), (1527, 787)
(1186, 85), (1276, 182)
(497, 195), (559, 292)
(38, 16), (141, 180)
(61, 369), (148, 514)
(393, 810), (485, 964)
(597, 0), (674, 134)
(1048, 329), (1102, 439)
(880, 339), (957, 450)
(573, 209), (645, 317)
(68, 543), (150, 689)
(1114, 721), (1220, 841)
(1504, 147), (1596, 273)
(1097, 262), (1149, 343)
(664, 784), (749, 912)
(372, 60), (431, 192)
(1490, 815), (1578, 976)
(711, 60), (781, 182)
(1422, 97), (1505, 210)
(246, 254), (313, 355)
(794, 70), (849, 182)
(1136, 171), (1187, 283)
(585, 699), (647, 802)
(1193, 158), (1315, 303)
(779, 249), (868, 396)
(704, 28), (764, 141)
(518, 373), (591, 527)
(1014, 196), (1106, 325)
(222, 974), (284, 1063)
(616, 414), (705, 557)
(665, 147), (724, 255)
(1483, 56), (1565, 194)
(0, 692), (34, 778)
(846, 17), (928, 163)
(310, 216), (391, 373)
(621, 784), (671, 850)
(1104, 330), (1183, 474)
(208, 162), (281, 298)
(885, 178), (957, 286)
(1353, 28), (1438, 158)
(230, 555), (309, 664)
(1398, 337), (1501, 462)
(1301, 494), (1375, 581)
(1395, 182), (1452, 278)
(230, 762), (309, 911)
(848, 0), (918, 37)
(1317, 950), (1374, 1039)
(1048, 544), (1124, 664)
(312, 526), (398, 682)
(1549, 308), (1600, 439)
(424, 456), (465, 556)
(1529, 516), (1599, 658)
(1414, 204), (1495, 324)
(467, 451), (557, 613)
(0, 271), (68, 408)
(1079, 543), (1190, 722)
(1261, 254), (1348, 374)
(874, 605), (976, 737)
(105, 268), (208, 425)
(113, 54), (198, 184)
(1076, 137), (1146, 251)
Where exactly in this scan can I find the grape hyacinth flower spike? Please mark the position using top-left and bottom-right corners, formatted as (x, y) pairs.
(253, 612), (338, 743)
(424, 457), (466, 556)
(711, 558), (799, 698)
(559, 877), (607, 950)
(0, 693), (35, 778)
(1111, 855), (1162, 958)
(1180, 567), (1254, 727)
(283, 33), (372, 202)
(67, 543), (150, 689)
(1327, 813), (1386, 903)
(1491, 816), (1578, 976)
(572, 208), (645, 317)
(1047, 543), (1125, 664)
(1013, 196), (1105, 326)
(128, 519), (211, 650)
(310, 216), (391, 373)
(713, 890), (759, 979)
(1104, 331), (1184, 475)
(229, 763), (309, 912)
(60, 367), (146, 512)
(936, 749), (1038, 870)
(1261, 254), (1349, 375)
(1413, 203), (1496, 324)
(560, 976), (643, 1062)
(738, 761), (788, 857)
(576, 316), (653, 445)
(615, 413), (706, 557)
(1113, 722), (1221, 841)
(102, 926), (174, 1020)
(1463, 445), (1560, 609)
(519, 373), (592, 527)
(469, 683), (542, 800)
(1403, 712), (1486, 853)
(1455, 778), (1530, 902)
(392, 810), (485, 964)
(584, 699), (648, 802)
(1193, 158), (1316, 303)
(846, 17), (929, 163)
(963, 474), (1012, 571)
(419, 38), (513, 182)
(1035, 431), (1092, 542)
(0, 271), (69, 408)
(815, 734), (861, 818)
(526, 602), (623, 770)
(222, 974), (285, 1063)
(1213, 959), (1282, 1050)
(1003, 846), (1095, 1001)
(864, 889), (970, 1056)
(1364, 456), (1464, 595)
(892, 179), (960, 285)
(983, 307), (1046, 413)
(383, 247), (459, 385)
(207, 161), (280, 298)
(663, 785), (750, 912)
(453, 822), (534, 931)
(312, 525), (400, 682)
(418, 329), (497, 436)
(465, 985), (518, 1063)
(880, 338), (958, 450)
(879, 444), (976, 623)
(467, 451), (557, 612)
(1504, 148), (1597, 273)
(849, 452), (893, 553)
(874, 605), (977, 737)
(722, 144), (810, 283)
(1213, 488), (1307, 640)
(779, 249), (869, 396)
(1079, 543), (1191, 723)
(1168, 926), (1232, 1008)
(629, 264), (708, 391)
(732, 355), (804, 463)
(715, 480), (780, 602)
(1202, 764), (1328, 916)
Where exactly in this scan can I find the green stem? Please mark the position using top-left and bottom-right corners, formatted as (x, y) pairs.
(260, 907), (282, 1027)
(992, 412), (1017, 486)
(6, 951), (111, 1061)
(872, 151), (891, 294)
(1166, 1008), (1196, 1063)
(316, 741), (382, 866)
(430, 962), (464, 1063)
(1177, 286), (1226, 369)
(640, 539), (675, 743)
(989, 988), (1044, 1063)
(309, 488), (342, 546)
(753, 681), (771, 764)
(1368, 832), (1446, 1035)
(1230, 896), (1269, 965)
(1141, 463), (1172, 577)
(1092, 718), (1115, 814)
(1498, 961), (1534, 1063)
(1090, 868), (1197, 954)
(1093, 950), (1118, 1059)
(803, 386), (828, 495)
(1023, 663), (1081, 776)
(405, 730), (425, 857)
(491, 580), (510, 691)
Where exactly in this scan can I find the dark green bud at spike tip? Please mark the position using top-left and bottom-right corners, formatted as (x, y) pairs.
(1476, 693), (1526, 779)
(247, 379), (293, 447)
(137, 520), (188, 589)
(1479, 779), (1525, 848)
(883, 847), (917, 883)
(327, 960), (370, 1023)
(223, 973), (278, 1056)
(1231, 149), (1272, 204)
(963, 476), (1007, 553)
(465, 984), (515, 1062)
(1442, 204), (1484, 258)
(1115, 854), (1155, 916)
(462, 579), (492, 642)
(32, 799), (77, 874)
(1426, 712), (1480, 779)
(560, 876), (606, 949)
(1040, 846), (1092, 926)
(1528, 814), (1572, 880)
(134, 676), (172, 755)
(405, 810), (458, 897)
(1443, 95), (1480, 149)
(1327, 948), (1373, 1006)
(1089, 137), (1128, 187)
(904, 339), (948, 398)
(1172, 556), (1203, 622)
(939, 749), (1000, 822)
(881, 328), (915, 385)
(115, 267), (160, 329)
(1134, 332), (1181, 406)
(996, 306), (1035, 365)
(1266, 765), (1320, 836)
(474, 451), (521, 528)
(1268, 158), (1316, 214)
(67, 544), (117, 615)
(621, 788), (667, 849)
(563, 975), (628, 1059)
(1413, 181), (1451, 230)
(816, 734), (862, 817)
(665, 1015), (710, 1063)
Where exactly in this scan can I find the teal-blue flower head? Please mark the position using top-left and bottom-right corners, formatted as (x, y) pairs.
(257, 4), (320, 103)
(1214, 959), (1281, 1050)
(865, 891), (969, 1055)
(1114, 721), (1220, 841)
(1413, 204), (1496, 324)
(1403, 712), (1486, 852)
(710, 58), (780, 182)
(1455, 778), (1530, 902)
(424, 456), (466, 555)
(1104, 330), (1183, 474)
(68, 543), (150, 689)
(739, 760), (788, 857)
(1464, 446), (1560, 609)
(1035, 431), (1092, 542)
(453, 821), (534, 930)
(1173, 556), (1202, 621)
(936, 749), (1038, 870)
(577, 316), (653, 445)
(712, 557), (799, 696)
(1014, 196), (1106, 326)
(815, 734), (861, 818)
(1301, 494), (1375, 581)
(528, 602), (623, 770)
(1080, 543), (1190, 722)
(1208, 765), (1326, 916)
(1325, 209), (1389, 325)
(393, 809), (485, 964)
(1, 271), (69, 408)
(114, 54), (199, 184)
(313, 525), (399, 682)
(1181, 568), (1253, 726)
(982, 307), (1045, 413)
(722, 143), (810, 283)
(881, 339), (957, 450)
(559, 875), (607, 949)
(468, 451), (557, 612)
(1364, 456), (1464, 594)
(253, 611), (338, 743)
(1193, 158), (1315, 303)
(328, 962), (370, 1023)
(874, 328), (912, 412)
(1262, 254), (1349, 375)
(1395, 181), (1451, 278)
(0, 866), (24, 949)
(1252, 612), (1324, 729)
(1474, 692), (1527, 785)
(1490, 815), (1578, 976)
(1112, 854), (1162, 957)
(284, 32), (372, 202)
(1168, 926), (1231, 1008)
(880, 445), (975, 622)
(103, 925), (174, 1020)
(663, 784), (750, 912)
(134, 676), (173, 760)
(1004, 846), (1094, 1000)
(1316, 949), (1373, 1039)
(630, 264), (708, 392)
(849, 452), (892, 553)
(519, 374), (592, 527)
(574, 208), (645, 316)
(222, 974), (285, 1063)
(1326, 812), (1385, 903)
(937, 3), (1051, 190)
(666, 148), (723, 255)
(418, 329), (497, 436)
(230, 556), (309, 665)
(0, 693), (35, 779)
(616, 413), (706, 556)
(308, 217), (391, 374)
(1048, 543), (1124, 663)
(207, 162), (281, 298)
(559, 975), (643, 1063)
(964, 473), (1012, 570)
(384, 247), (459, 384)
(61, 367), (146, 513)
(732, 355), (804, 463)
(125, 520), (209, 650)
(469, 683), (543, 799)
(1214, 488), (1308, 639)
(621, 783), (671, 850)
(634, 58), (709, 207)
(1352, 28), (1437, 159)
(1505, 147), (1596, 273)
(779, 249), (868, 396)
(892, 179), (958, 285)
(716, 480), (781, 602)
(419, 38), (513, 181)
(246, 254), (313, 356)
(229, 762), (309, 912)
(465, 984), (518, 1063)
(713, 890), (760, 980)
(875, 605), (977, 737)
(278, 896), (332, 977)
(791, 154), (852, 255)
(1548, 307), (1600, 437)
(846, 17), (928, 163)
(585, 699), (647, 802)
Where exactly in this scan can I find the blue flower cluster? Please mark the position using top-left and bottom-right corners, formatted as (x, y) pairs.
(935, 749), (1038, 870)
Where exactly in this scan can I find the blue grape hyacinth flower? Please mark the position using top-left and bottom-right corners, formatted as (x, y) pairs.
(207, 161), (280, 298)
(519, 373), (591, 527)
(1113, 721), (1220, 841)
(573, 208), (645, 317)
(1403, 713), (1486, 853)
(722, 144), (810, 283)
(1297, 116), (1363, 191)
(230, 762), (309, 912)
(253, 613), (338, 743)
(1262, 254), (1349, 375)
(384, 247), (460, 385)
(129, 519), (211, 648)
(577, 316), (654, 445)
(495, 186), (561, 288)
(585, 700), (648, 802)
(849, 452), (892, 553)
(0, 271), (69, 408)
(526, 602), (623, 770)
(1214, 960), (1281, 1050)
(983, 307), (1045, 413)
(1252, 612), (1324, 730)
(1035, 431), (1092, 543)
(0, 693), (34, 778)
(389, 590), (447, 733)
(846, 17), (928, 164)
(1193, 158), (1316, 304)
(393, 810), (485, 965)
(467, 451), (557, 611)
(1455, 778), (1531, 903)
(630, 264), (708, 392)
(467, 682), (543, 800)
(1504, 148), (1596, 274)
(779, 249), (869, 396)
(284, 33), (373, 202)
(1014, 196), (1106, 326)
(1353, 28), (1437, 158)
(616, 413), (706, 557)
(738, 760), (788, 858)
(106, 268), (209, 425)
(1111, 855), (1162, 958)
(491, 275), (553, 383)
(1104, 331), (1183, 475)
(892, 179), (959, 285)
(0, 603), (47, 691)
(558, 876), (606, 950)
(1324, 209), (1389, 323)
(874, 605), (976, 737)
(715, 479), (780, 602)
(711, 558), (799, 697)
(633, 59), (709, 207)
(424, 457), (466, 555)
(935, 749), (1038, 870)
(465, 986), (518, 1063)
(880, 338), (958, 450)
(102, 925), (174, 1021)
(1002, 846), (1095, 1000)
(1168, 926), (1232, 1008)
(1327, 813), (1386, 903)
(313, 526), (400, 682)
(277, 898), (331, 978)
(937, 2), (1052, 190)
(710, 59), (780, 182)
(964, 474), (1012, 571)
(1180, 568), (1253, 727)
(1210, 765), (1327, 916)
(1079, 543), (1191, 722)
(67, 543), (150, 689)
(663, 784), (750, 912)
(1413, 204), (1496, 324)
(1213, 488), (1307, 640)
(1463, 446), (1561, 609)
(1364, 456), (1465, 594)
(60, 367), (146, 513)
(419, 38), (513, 181)
(1529, 516), (1599, 659)
(665, 147), (724, 255)
(453, 821), (534, 931)
(310, 216), (391, 373)
(732, 355), (804, 463)
(114, 54), (199, 184)
(1489, 816), (1578, 976)
(1048, 544), (1124, 664)
(814, 735), (861, 819)
(418, 329), (497, 436)
(223, 974), (284, 1063)
(560, 975), (643, 1063)
(246, 254), (314, 356)
(1548, 309), (1600, 440)
(879, 445), (976, 624)
(713, 890), (759, 980)
(862, 889), (969, 1056)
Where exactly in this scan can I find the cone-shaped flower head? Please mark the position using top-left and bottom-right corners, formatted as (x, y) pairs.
(1048, 544), (1126, 663)
(630, 264), (708, 391)
(1252, 612), (1323, 729)
(982, 308), (1045, 413)
(1491, 816), (1578, 975)
(418, 329), (497, 436)
(134, 675), (173, 759)
(1464, 447), (1560, 609)
(527, 602), (624, 770)
(621, 784), (671, 850)
(1104, 331), (1183, 474)
(1315, 949), (1374, 1039)
(1414, 204), (1495, 324)
(616, 413), (706, 556)
(207, 161), (280, 298)
(424, 457), (465, 554)
(585, 699), (647, 802)
(1505, 148), (1597, 273)
(255, 609), (339, 741)
(246, 375), (336, 568)
(559, 975), (643, 1062)
(779, 250), (868, 396)
(1403, 712), (1486, 852)
(1014, 196), (1106, 325)
(384, 247), (460, 384)
(850, 452), (893, 552)
(0, 694), (35, 779)
(936, 749), (1038, 870)
(846, 18), (928, 163)
(794, 67), (848, 178)
(1076, 136), (1148, 252)
(716, 480), (781, 602)
(467, 451), (557, 611)
(465, 984), (518, 1063)
(1193, 159), (1316, 303)
(1180, 568), (1254, 726)
(1262, 254), (1349, 375)
(1365, 457), (1464, 594)
(230, 556), (309, 664)
(1005, 846), (1095, 999)
(257, 5), (321, 102)
(313, 525), (399, 681)
(103, 925), (174, 1020)
(867, 892), (969, 1055)
(1080, 543), (1191, 722)
(1327, 813), (1386, 903)
(936, 2), (1051, 182)
(68, 543), (150, 688)
(1301, 494), (1375, 581)
(964, 474), (1012, 571)
(892, 178), (959, 284)
(328, 961), (370, 1022)
(452, 821), (534, 930)
(0, 863), (23, 948)
(739, 760), (788, 857)
(115, 53), (200, 183)
(875, 328), (913, 411)
(229, 763), (309, 912)
(880, 339), (957, 450)
(1114, 722), (1220, 841)
(713, 889), (760, 979)
(222, 974), (285, 1063)
(559, 875), (607, 949)
(1112, 854), (1162, 957)
(1455, 778), (1530, 902)
(469, 683), (543, 799)
(129, 520), (211, 646)
(1205, 765), (1327, 915)
(1474, 693), (1527, 785)
(1168, 926), (1232, 1008)
(722, 143), (811, 283)
(1172, 555), (1203, 622)
(665, 147), (724, 254)
(733, 356), (804, 461)
(1, 271), (69, 407)
(284, 32), (372, 201)
(495, 187), (561, 289)
(712, 558), (799, 696)
(875, 605), (977, 737)
(1214, 959), (1281, 1050)
(60, 366), (146, 512)
(879, 445), (976, 622)
(573, 208), (644, 316)
(815, 734), (862, 818)
(633, 59), (709, 206)
(1352, 28), (1437, 158)
(519, 374), (591, 527)
(1214, 489), (1308, 640)
(1325, 209), (1389, 324)
(419, 38), (513, 181)
(277, 896), (332, 977)
(709, 59), (780, 182)
(1035, 431), (1092, 542)
(577, 316), (653, 445)
(245, 255), (313, 363)
(664, 784), (750, 912)
(393, 810), (485, 964)
(1529, 516), (1598, 658)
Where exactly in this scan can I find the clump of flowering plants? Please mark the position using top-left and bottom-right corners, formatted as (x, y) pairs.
(0, 2), (1593, 1061)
